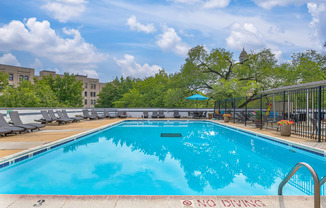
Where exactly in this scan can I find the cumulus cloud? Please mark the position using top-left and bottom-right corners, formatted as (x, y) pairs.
(252, 0), (307, 9)
(114, 54), (161, 78)
(42, 0), (87, 23)
(0, 53), (20, 66)
(156, 26), (190, 56)
(127, 15), (156, 33)
(169, 0), (229, 8)
(203, 0), (230, 8)
(226, 23), (264, 49)
(83, 69), (99, 78)
(226, 22), (282, 60)
(0, 18), (108, 75)
(307, 2), (326, 46)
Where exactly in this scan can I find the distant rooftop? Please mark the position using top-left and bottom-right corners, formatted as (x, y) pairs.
(260, 80), (326, 94)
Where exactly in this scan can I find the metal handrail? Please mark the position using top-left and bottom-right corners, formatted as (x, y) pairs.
(320, 176), (326, 187)
(278, 162), (320, 208)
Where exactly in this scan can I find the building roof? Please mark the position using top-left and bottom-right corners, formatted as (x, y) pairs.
(260, 80), (326, 94)
(239, 48), (247, 57)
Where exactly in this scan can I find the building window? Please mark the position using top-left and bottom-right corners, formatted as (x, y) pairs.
(84, 99), (87, 105)
(9, 74), (13, 81)
(90, 92), (96, 97)
(94, 92), (96, 97)
(85, 83), (88, 89)
(84, 92), (87, 97)
(24, 76), (29, 80)
(90, 84), (97, 89)
(19, 75), (23, 81)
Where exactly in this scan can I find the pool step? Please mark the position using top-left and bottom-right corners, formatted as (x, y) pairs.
(1, 195), (326, 208)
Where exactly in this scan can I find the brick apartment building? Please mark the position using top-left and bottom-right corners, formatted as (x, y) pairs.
(0, 64), (106, 108)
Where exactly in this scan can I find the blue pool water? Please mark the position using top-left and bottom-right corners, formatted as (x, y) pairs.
(0, 120), (325, 195)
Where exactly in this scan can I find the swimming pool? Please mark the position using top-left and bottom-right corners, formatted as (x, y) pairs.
(0, 120), (325, 195)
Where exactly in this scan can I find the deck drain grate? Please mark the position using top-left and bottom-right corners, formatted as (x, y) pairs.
(161, 133), (182, 137)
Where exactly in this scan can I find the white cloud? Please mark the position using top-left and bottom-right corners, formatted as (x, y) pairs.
(0, 18), (108, 75)
(307, 2), (326, 47)
(168, 0), (201, 3)
(127, 15), (156, 34)
(0, 53), (20, 66)
(203, 0), (230, 8)
(156, 26), (191, 56)
(226, 22), (282, 60)
(83, 69), (99, 78)
(252, 0), (308, 9)
(42, 0), (87, 23)
(226, 23), (264, 49)
(169, 0), (229, 8)
(114, 54), (161, 78)
(30, 58), (43, 70)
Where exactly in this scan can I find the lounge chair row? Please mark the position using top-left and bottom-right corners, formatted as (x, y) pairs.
(0, 111), (46, 136)
(36, 110), (84, 125)
(82, 110), (127, 120)
(142, 110), (181, 119)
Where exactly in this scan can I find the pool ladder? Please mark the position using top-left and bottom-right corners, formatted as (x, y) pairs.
(278, 162), (326, 208)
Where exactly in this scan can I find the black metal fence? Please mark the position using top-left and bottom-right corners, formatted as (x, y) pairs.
(214, 86), (326, 142)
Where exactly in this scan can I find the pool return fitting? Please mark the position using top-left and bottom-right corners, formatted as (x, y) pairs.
(278, 162), (326, 208)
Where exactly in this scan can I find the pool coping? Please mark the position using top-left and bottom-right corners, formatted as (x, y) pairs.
(1, 119), (325, 170)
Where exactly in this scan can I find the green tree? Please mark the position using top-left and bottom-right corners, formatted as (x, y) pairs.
(42, 73), (83, 107)
(287, 50), (326, 84)
(0, 80), (41, 107)
(0, 71), (9, 91)
(115, 70), (169, 107)
(33, 78), (60, 107)
(96, 76), (136, 107)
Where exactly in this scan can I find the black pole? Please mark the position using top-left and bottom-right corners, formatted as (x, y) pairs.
(283, 91), (286, 119)
(233, 98), (236, 123)
(318, 86), (322, 142)
(225, 99), (227, 116)
(260, 94), (263, 129)
(245, 96), (247, 126)
(219, 100), (221, 119)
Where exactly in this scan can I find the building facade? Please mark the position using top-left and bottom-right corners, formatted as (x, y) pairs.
(0, 64), (34, 87)
(0, 64), (106, 108)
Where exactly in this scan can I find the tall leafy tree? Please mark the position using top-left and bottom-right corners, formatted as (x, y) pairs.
(0, 80), (41, 107)
(0, 72), (8, 91)
(42, 73), (83, 107)
(96, 76), (136, 107)
(115, 70), (169, 107)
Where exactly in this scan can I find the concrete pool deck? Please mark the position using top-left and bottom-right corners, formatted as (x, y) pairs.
(1, 118), (326, 208)
(1, 195), (326, 208)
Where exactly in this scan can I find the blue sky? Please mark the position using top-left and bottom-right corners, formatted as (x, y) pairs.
(0, 0), (325, 83)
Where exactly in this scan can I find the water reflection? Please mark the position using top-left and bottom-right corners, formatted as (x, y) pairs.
(101, 121), (326, 195)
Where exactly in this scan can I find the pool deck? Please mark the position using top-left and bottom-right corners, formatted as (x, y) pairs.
(1, 118), (326, 208)
(1, 195), (326, 208)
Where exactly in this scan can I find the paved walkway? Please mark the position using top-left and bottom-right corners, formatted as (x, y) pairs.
(1, 195), (326, 208)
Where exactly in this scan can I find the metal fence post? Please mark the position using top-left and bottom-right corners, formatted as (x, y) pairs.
(233, 98), (236, 123)
(225, 99), (227, 116)
(283, 91), (286, 119)
(245, 96), (247, 126)
(218, 100), (221, 119)
(260, 94), (263, 129)
(318, 86), (322, 142)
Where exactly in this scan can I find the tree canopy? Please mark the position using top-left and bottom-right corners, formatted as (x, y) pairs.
(0, 46), (324, 108)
